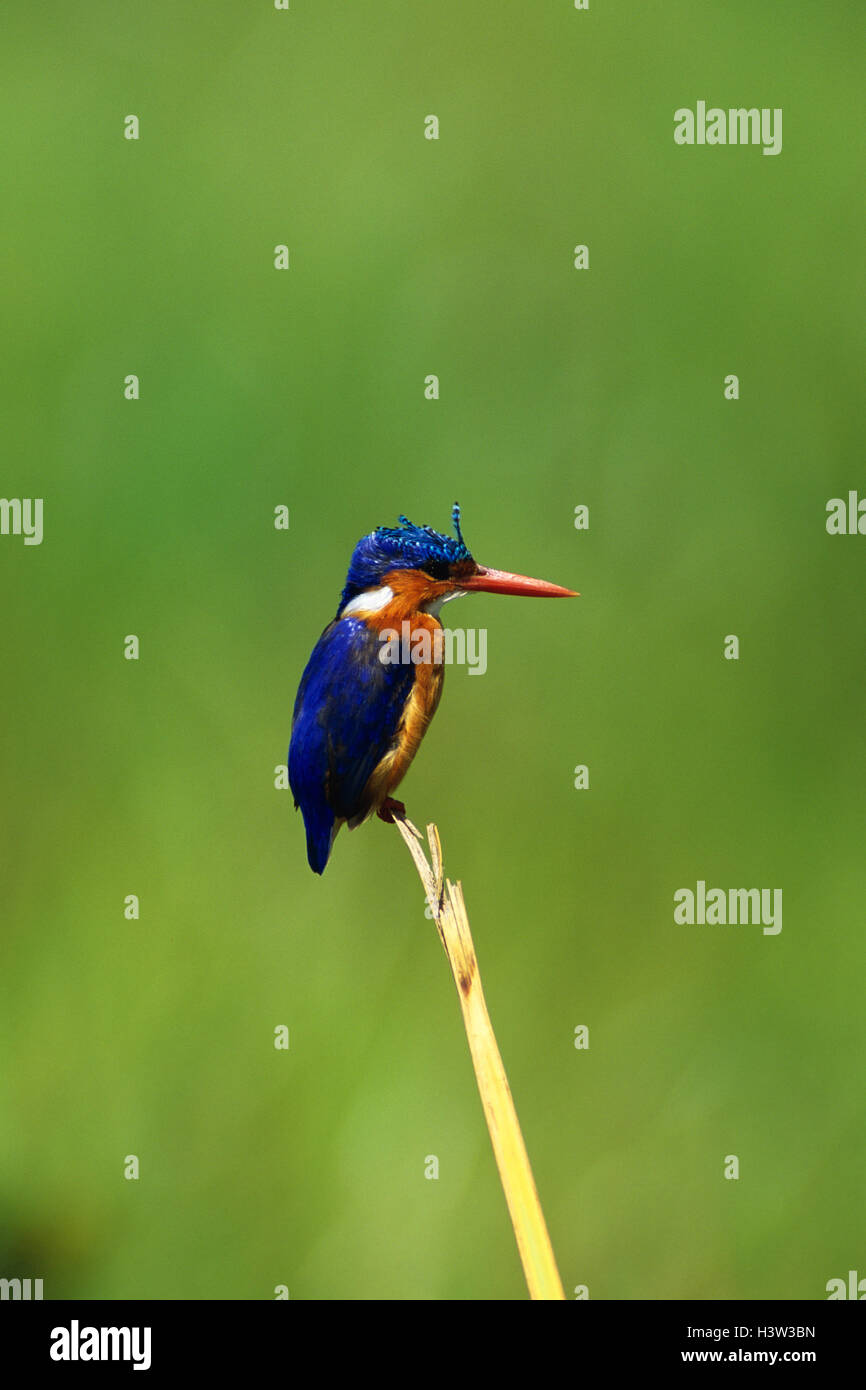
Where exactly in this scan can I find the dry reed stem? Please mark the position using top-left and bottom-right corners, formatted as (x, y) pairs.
(393, 813), (565, 1301)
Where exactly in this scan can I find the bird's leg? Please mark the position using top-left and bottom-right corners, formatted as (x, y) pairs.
(377, 797), (406, 824)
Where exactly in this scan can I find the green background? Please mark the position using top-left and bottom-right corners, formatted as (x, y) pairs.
(1, 2), (863, 1300)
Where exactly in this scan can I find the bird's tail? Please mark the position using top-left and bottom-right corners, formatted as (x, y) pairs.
(292, 795), (339, 875)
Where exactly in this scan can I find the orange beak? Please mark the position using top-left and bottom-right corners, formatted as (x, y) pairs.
(460, 566), (579, 598)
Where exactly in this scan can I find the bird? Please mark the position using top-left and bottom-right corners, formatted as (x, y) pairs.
(288, 504), (577, 873)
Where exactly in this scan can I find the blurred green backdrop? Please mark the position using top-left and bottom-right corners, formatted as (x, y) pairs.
(1, 1), (863, 1300)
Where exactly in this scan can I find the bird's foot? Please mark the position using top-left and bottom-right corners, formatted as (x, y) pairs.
(377, 797), (406, 824)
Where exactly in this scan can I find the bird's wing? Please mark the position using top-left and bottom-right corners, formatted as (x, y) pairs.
(289, 616), (416, 825)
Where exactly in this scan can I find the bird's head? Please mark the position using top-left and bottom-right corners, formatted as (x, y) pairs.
(338, 504), (578, 616)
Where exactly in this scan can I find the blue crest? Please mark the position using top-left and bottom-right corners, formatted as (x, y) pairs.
(338, 503), (474, 612)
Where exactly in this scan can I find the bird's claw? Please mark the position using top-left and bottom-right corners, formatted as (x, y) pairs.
(377, 797), (406, 824)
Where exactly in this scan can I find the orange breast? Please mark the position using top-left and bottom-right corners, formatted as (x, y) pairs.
(353, 573), (450, 819)
(359, 614), (444, 815)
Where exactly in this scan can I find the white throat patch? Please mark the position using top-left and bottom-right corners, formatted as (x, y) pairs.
(422, 590), (466, 618)
(340, 585), (395, 617)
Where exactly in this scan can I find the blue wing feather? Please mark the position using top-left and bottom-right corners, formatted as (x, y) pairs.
(288, 617), (414, 873)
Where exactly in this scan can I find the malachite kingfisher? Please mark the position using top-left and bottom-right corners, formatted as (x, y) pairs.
(288, 504), (578, 874)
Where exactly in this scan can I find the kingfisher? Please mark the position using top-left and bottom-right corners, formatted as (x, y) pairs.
(288, 505), (577, 873)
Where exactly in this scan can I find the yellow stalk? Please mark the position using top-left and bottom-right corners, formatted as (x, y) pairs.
(393, 814), (565, 1301)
